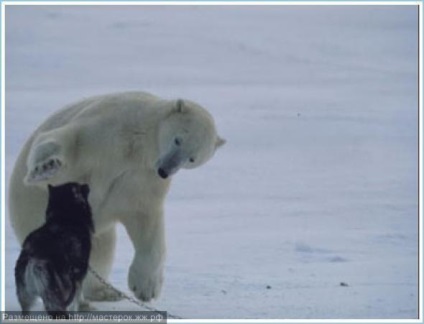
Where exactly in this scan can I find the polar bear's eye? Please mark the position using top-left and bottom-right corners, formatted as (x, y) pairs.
(174, 138), (181, 146)
(189, 158), (195, 163)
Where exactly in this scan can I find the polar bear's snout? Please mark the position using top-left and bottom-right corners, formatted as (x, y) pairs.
(156, 147), (185, 179)
(157, 167), (169, 179)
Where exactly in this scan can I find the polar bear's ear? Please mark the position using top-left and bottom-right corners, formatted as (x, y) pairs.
(25, 140), (65, 185)
(216, 136), (226, 149)
(175, 99), (186, 113)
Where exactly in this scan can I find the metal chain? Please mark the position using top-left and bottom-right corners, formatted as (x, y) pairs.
(88, 266), (182, 319)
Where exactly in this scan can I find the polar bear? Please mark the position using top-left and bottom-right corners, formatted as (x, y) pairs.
(9, 91), (225, 303)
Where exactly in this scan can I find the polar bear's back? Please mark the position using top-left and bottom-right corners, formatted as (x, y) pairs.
(37, 91), (161, 133)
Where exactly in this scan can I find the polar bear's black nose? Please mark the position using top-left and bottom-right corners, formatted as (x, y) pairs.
(158, 168), (168, 179)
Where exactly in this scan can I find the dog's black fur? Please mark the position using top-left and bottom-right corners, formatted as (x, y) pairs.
(15, 183), (94, 318)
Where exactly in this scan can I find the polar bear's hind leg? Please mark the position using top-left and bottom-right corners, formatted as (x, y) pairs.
(26, 157), (62, 183)
(83, 227), (123, 301)
(25, 141), (63, 184)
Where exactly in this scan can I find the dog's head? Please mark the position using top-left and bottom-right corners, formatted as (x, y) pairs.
(46, 182), (93, 232)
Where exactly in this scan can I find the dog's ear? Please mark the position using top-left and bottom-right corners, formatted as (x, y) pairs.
(81, 184), (90, 198)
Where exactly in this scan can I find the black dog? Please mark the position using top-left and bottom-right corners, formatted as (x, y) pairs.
(15, 183), (94, 318)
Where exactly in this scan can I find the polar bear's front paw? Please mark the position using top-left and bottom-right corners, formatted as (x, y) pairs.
(26, 157), (63, 183)
(128, 265), (163, 302)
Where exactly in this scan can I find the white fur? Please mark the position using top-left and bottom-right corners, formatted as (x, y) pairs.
(9, 91), (224, 302)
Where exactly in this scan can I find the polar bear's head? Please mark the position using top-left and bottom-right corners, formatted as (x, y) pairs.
(156, 99), (225, 179)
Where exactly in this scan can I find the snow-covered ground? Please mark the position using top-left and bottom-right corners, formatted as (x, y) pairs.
(4, 4), (419, 320)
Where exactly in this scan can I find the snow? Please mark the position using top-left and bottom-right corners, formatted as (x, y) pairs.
(4, 4), (419, 320)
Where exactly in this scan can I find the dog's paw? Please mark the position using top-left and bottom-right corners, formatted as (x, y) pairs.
(25, 157), (63, 184)
(128, 265), (163, 302)
(84, 286), (124, 302)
